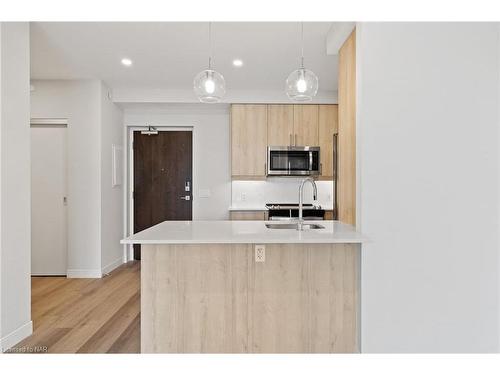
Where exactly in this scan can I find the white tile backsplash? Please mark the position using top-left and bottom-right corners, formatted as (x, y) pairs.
(231, 179), (334, 209)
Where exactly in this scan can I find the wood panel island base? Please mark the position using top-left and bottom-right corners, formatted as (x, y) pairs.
(122, 220), (364, 353)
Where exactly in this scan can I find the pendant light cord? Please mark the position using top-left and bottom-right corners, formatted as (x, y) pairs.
(208, 22), (212, 70)
(300, 22), (304, 68)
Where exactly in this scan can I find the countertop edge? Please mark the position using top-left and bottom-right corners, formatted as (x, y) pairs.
(121, 239), (365, 245)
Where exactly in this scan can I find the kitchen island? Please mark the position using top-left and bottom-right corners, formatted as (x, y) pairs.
(121, 220), (365, 353)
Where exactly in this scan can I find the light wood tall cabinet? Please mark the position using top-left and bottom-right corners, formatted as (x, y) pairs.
(293, 105), (319, 146)
(231, 104), (268, 177)
(338, 29), (356, 225)
(319, 104), (338, 178)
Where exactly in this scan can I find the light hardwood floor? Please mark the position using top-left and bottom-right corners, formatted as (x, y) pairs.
(14, 261), (140, 353)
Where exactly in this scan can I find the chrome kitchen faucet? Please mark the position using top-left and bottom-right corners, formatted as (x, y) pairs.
(298, 177), (317, 231)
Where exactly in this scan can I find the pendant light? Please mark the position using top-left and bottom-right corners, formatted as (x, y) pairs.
(285, 22), (319, 101)
(193, 22), (226, 103)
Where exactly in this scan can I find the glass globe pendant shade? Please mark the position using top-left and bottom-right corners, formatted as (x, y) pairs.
(285, 67), (319, 102)
(193, 69), (226, 103)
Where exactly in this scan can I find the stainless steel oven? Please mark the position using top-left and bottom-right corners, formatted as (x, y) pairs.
(266, 146), (320, 176)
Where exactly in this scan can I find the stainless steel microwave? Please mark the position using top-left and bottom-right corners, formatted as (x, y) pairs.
(267, 146), (320, 176)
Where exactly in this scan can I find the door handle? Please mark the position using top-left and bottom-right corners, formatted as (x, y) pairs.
(180, 195), (191, 201)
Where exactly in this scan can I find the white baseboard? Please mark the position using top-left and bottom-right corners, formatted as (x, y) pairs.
(101, 257), (124, 275)
(66, 268), (102, 278)
(1, 320), (33, 352)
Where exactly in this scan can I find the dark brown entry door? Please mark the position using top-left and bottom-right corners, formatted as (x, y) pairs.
(133, 130), (192, 259)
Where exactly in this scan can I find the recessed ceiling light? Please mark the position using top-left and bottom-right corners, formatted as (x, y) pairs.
(232, 59), (243, 67)
(121, 58), (133, 66)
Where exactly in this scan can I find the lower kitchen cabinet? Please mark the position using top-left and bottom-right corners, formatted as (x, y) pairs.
(324, 211), (335, 220)
(230, 211), (267, 221)
(141, 242), (360, 353)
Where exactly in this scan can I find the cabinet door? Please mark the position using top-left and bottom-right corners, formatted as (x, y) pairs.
(231, 105), (268, 177)
(324, 211), (334, 220)
(267, 105), (294, 146)
(318, 105), (338, 178)
(230, 211), (266, 221)
(293, 105), (319, 146)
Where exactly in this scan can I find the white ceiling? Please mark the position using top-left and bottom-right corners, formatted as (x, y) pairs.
(30, 22), (338, 94)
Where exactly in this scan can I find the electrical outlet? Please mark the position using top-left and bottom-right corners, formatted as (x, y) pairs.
(241, 193), (247, 201)
(255, 245), (265, 262)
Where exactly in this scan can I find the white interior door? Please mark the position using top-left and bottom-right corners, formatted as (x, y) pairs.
(31, 125), (68, 276)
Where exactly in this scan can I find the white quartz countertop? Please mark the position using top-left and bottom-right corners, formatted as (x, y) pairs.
(121, 220), (365, 245)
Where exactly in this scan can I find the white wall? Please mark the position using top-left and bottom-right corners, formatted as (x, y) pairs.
(124, 104), (231, 223)
(0, 22), (32, 349)
(31, 80), (125, 277)
(357, 23), (499, 352)
(100, 83), (124, 273)
(31, 80), (102, 276)
(0, 21), (3, 347)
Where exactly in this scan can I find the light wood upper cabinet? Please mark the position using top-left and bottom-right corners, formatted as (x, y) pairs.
(231, 104), (336, 179)
(267, 105), (294, 146)
(293, 105), (319, 146)
(231, 104), (268, 177)
(318, 105), (338, 178)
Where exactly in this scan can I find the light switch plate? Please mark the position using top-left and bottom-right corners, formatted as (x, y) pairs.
(198, 189), (211, 198)
(255, 245), (265, 262)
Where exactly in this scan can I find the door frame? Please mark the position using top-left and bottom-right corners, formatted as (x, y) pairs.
(124, 126), (195, 262)
(30, 118), (69, 276)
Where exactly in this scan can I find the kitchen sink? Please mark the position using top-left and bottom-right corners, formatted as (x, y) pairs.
(265, 223), (325, 230)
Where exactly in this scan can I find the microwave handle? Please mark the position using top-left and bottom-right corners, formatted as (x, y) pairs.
(309, 151), (313, 171)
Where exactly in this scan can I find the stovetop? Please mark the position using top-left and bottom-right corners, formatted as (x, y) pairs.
(265, 203), (322, 210)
